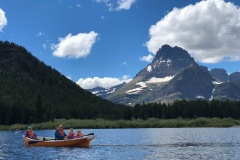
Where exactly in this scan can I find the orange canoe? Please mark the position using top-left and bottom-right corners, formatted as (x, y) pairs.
(23, 133), (94, 147)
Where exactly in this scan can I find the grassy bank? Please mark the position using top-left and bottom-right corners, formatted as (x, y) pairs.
(0, 117), (240, 130)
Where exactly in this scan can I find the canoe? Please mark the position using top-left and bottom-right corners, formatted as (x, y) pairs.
(23, 133), (94, 147)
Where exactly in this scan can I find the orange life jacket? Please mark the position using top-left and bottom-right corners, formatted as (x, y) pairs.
(57, 128), (65, 136)
(27, 130), (35, 139)
(76, 132), (83, 138)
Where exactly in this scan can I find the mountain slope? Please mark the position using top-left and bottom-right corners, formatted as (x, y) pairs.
(210, 68), (228, 82)
(135, 44), (196, 81)
(149, 64), (216, 103)
(87, 82), (126, 99)
(107, 45), (197, 104)
(106, 44), (240, 105)
(0, 41), (128, 125)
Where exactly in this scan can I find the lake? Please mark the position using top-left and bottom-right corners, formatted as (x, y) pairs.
(1, 128), (240, 160)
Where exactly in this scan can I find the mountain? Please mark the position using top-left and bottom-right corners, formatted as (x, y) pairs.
(107, 45), (198, 104)
(135, 44), (196, 81)
(87, 82), (126, 99)
(105, 44), (240, 105)
(212, 72), (240, 100)
(229, 72), (240, 83)
(210, 68), (228, 82)
(148, 64), (216, 103)
(0, 41), (129, 125)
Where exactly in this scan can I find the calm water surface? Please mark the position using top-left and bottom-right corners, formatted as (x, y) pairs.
(0, 128), (240, 160)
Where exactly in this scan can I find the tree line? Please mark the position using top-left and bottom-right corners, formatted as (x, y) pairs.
(1, 41), (240, 125)
(1, 98), (240, 125)
(0, 41), (129, 125)
(132, 99), (240, 120)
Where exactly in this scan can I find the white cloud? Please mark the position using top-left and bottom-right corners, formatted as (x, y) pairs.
(122, 61), (129, 66)
(140, 54), (154, 63)
(66, 75), (72, 80)
(76, 75), (132, 89)
(36, 32), (44, 37)
(76, 4), (82, 8)
(96, 0), (109, 3)
(43, 43), (47, 50)
(0, 8), (7, 32)
(52, 31), (98, 58)
(116, 0), (135, 11)
(146, 0), (240, 63)
(95, 0), (135, 11)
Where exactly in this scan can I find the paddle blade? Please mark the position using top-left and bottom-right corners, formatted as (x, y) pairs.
(83, 133), (94, 136)
(88, 133), (94, 136)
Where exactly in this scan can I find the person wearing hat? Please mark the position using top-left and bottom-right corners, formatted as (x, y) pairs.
(25, 126), (37, 139)
(55, 125), (67, 140)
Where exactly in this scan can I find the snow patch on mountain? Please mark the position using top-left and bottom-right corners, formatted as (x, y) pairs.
(196, 95), (205, 99)
(210, 88), (215, 101)
(136, 82), (148, 88)
(146, 76), (174, 83)
(125, 87), (144, 94)
(107, 88), (116, 94)
(147, 65), (152, 72)
(125, 82), (148, 94)
(92, 91), (100, 94)
(213, 81), (224, 85)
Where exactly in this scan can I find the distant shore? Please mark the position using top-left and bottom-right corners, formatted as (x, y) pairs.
(0, 118), (240, 130)
(0, 117), (239, 130)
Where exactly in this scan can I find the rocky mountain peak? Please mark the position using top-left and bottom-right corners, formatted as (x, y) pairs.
(229, 72), (240, 83)
(135, 44), (196, 81)
(210, 68), (228, 82)
(153, 44), (192, 62)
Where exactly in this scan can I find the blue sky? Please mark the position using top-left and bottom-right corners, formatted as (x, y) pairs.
(0, 0), (240, 89)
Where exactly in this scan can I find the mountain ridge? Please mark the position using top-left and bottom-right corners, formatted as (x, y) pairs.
(90, 44), (240, 105)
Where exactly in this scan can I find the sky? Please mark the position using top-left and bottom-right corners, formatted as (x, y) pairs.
(0, 0), (240, 89)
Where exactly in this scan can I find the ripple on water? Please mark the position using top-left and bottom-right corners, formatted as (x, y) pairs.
(1, 128), (240, 160)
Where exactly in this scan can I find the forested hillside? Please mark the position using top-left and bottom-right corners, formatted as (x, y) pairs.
(1, 41), (240, 126)
(0, 41), (130, 125)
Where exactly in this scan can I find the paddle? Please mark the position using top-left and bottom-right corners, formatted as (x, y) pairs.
(83, 133), (94, 136)
(28, 137), (53, 145)
(28, 140), (43, 145)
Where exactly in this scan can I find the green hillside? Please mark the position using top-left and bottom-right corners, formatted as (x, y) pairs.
(0, 41), (131, 125)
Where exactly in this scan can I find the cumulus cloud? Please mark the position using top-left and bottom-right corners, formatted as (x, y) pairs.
(52, 31), (98, 58)
(76, 76), (132, 89)
(146, 0), (240, 63)
(0, 8), (7, 32)
(95, 0), (135, 11)
(140, 54), (154, 63)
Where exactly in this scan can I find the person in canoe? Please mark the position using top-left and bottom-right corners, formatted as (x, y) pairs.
(55, 125), (67, 140)
(25, 126), (37, 139)
(75, 130), (83, 138)
(67, 128), (75, 140)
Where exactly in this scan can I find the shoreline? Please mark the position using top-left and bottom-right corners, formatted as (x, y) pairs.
(1, 117), (240, 131)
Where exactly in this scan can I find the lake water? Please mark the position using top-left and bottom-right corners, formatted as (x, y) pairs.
(1, 128), (240, 160)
